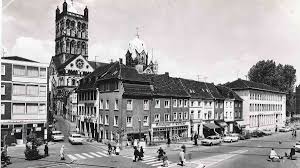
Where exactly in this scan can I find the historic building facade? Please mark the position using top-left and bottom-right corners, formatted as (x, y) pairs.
(49, 1), (105, 118)
(226, 79), (286, 131)
(1, 56), (48, 145)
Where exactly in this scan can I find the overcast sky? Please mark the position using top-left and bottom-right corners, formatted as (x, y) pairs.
(2, 0), (300, 84)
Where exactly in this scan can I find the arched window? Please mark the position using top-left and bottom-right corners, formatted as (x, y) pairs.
(72, 79), (76, 86)
(77, 22), (81, 30)
(71, 20), (75, 29)
(82, 42), (86, 55)
(70, 40), (75, 54)
(59, 77), (64, 86)
(66, 19), (70, 29)
(77, 41), (81, 54)
(82, 23), (86, 31)
(66, 39), (70, 53)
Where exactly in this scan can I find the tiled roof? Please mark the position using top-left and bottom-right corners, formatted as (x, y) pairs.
(88, 61), (108, 69)
(226, 78), (284, 93)
(205, 82), (224, 99)
(2, 56), (39, 63)
(216, 85), (243, 101)
(123, 83), (153, 97)
(179, 78), (214, 99)
(57, 55), (79, 70)
(151, 74), (190, 98)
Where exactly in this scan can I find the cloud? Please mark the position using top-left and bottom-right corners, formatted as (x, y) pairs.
(9, 37), (54, 64)
(89, 41), (126, 63)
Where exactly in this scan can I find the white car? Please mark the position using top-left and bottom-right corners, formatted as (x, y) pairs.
(295, 142), (300, 152)
(201, 136), (222, 146)
(51, 131), (64, 141)
(279, 127), (292, 132)
(223, 133), (239, 143)
(68, 133), (84, 144)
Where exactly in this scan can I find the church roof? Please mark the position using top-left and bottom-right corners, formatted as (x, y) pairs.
(2, 56), (39, 63)
(128, 36), (147, 54)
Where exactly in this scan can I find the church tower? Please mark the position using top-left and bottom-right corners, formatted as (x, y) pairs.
(54, 0), (89, 64)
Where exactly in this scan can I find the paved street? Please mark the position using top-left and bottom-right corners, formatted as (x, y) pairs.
(6, 116), (300, 168)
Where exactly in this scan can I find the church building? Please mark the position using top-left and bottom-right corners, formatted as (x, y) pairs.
(49, 1), (105, 118)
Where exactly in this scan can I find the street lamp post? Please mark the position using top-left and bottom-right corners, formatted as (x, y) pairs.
(139, 119), (142, 141)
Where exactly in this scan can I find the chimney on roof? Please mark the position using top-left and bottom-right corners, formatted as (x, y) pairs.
(165, 72), (169, 76)
(119, 58), (123, 64)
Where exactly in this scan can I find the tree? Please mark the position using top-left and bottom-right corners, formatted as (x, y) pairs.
(248, 60), (296, 116)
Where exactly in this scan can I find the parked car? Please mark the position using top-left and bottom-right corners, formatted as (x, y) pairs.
(201, 136), (222, 146)
(68, 133), (84, 145)
(239, 132), (251, 140)
(279, 127), (292, 132)
(51, 131), (64, 141)
(295, 142), (300, 152)
(223, 133), (239, 143)
(261, 129), (272, 136)
(251, 130), (264, 137)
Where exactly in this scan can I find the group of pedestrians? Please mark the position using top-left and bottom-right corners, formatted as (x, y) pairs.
(133, 146), (144, 162)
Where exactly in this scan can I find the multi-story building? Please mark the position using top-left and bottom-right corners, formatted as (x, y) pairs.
(216, 85), (243, 133)
(1, 56), (48, 145)
(49, 1), (105, 119)
(150, 74), (190, 141)
(226, 79), (286, 131)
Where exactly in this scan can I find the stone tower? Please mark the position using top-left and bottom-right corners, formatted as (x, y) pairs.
(54, 0), (89, 64)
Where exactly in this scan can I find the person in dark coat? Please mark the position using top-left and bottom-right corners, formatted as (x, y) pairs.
(44, 142), (49, 157)
(289, 147), (296, 160)
(194, 134), (198, 146)
(138, 146), (144, 160)
(133, 146), (139, 162)
(167, 137), (171, 147)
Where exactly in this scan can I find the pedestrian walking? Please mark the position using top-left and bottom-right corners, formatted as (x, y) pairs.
(162, 152), (169, 167)
(288, 147), (296, 160)
(115, 143), (120, 155)
(294, 130), (297, 138)
(60, 145), (65, 160)
(139, 146), (144, 161)
(108, 143), (112, 155)
(167, 137), (171, 147)
(178, 148), (185, 166)
(44, 142), (49, 157)
(194, 134), (198, 146)
(133, 146), (139, 162)
(275, 125), (278, 132)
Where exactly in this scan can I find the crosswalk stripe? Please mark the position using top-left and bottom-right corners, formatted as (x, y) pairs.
(151, 162), (165, 166)
(89, 152), (102, 157)
(67, 154), (77, 160)
(145, 160), (161, 164)
(82, 153), (94, 158)
(143, 155), (155, 159)
(74, 154), (86, 159)
(142, 158), (158, 163)
(97, 151), (109, 157)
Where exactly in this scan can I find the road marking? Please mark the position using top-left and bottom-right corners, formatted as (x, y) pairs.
(82, 153), (94, 158)
(74, 153), (86, 159)
(142, 158), (158, 163)
(191, 149), (248, 168)
(90, 152), (102, 157)
(96, 151), (109, 157)
(67, 154), (78, 160)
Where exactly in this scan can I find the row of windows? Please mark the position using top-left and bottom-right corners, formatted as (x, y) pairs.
(249, 114), (282, 127)
(99, 99), (119, 110)
(97, 115), (150, 127)
(58, 77), (79, 87)
(249, 104), (282, 112)
(78, 106), (97, 117)
(171, 99), (189, 107)
(10, 84), (46, 97)
(190, 110), (213, 120)
(78, 91), (97, 101)
(154, 112), (189, 123)
(5, 103), (47, 114)
(11, 65), (46, 78)
(250, 92), (282, 102)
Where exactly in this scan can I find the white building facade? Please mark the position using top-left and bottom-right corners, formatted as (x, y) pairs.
(227, 79), (286, 131)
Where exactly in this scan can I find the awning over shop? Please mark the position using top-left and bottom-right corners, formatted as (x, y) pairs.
(215, 121), (228, 128)
(203, 123), (220, 129)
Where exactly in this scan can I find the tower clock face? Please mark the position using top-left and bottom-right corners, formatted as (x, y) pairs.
(76, 59), (84, 69)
